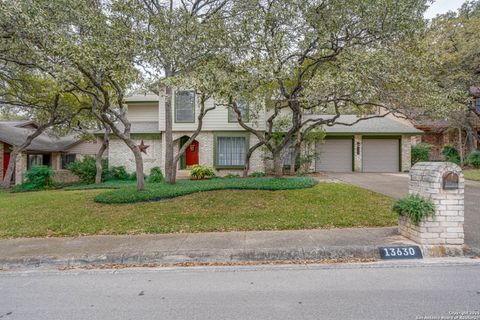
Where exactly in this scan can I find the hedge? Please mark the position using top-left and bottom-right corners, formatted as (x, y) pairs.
(94, 177), (318, 204)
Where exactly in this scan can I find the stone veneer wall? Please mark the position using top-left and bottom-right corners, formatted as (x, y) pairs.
(109, 132), (264, 176)
(170, 131), (215, 170)
(108, 137), (162, 175)
(51, 152), (62, 170)
(243, 133), (266, 174)
(401, 135), (412, 172)
(354, 135), (362, 172)
(399, 162), (464, 248)
(165, 131), (265, 176)
(14, 152), (27, 185)
(53, 170), (80, 183)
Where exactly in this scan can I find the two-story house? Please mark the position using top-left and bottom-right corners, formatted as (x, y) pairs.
(105, 91), (422, 176)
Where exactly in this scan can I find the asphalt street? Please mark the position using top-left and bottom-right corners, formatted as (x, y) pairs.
(0, 262), (479, 320)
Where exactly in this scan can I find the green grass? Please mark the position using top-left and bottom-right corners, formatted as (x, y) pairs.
(0, 182), (396, 238)
(90, 177), (318, 204)
(464, 169), (480, 181)
(64, 179), (135, 190)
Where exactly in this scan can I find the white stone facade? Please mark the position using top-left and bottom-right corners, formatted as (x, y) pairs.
(14, 152), (27, 185)
(401, 135), (412, 172)
(108, 137), (162, 175)
(399, 162), (464, 251)
(169, 131), (264, 176)
(109, 132), (265, 177)
(354, 135), (362, 171)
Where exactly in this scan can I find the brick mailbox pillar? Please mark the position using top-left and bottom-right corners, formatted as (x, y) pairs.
(399, 162), (465, 255)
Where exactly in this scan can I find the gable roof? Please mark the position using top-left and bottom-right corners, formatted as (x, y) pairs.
(304, 115), (423, 134)
(0, 121), (79, 152)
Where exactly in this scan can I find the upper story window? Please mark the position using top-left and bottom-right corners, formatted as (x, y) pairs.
(228, 98), (250, 123)
(475, 98), (480, 112)
(175, 90), (195, 123)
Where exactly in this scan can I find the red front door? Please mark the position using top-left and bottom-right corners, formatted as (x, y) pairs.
(3, 153), (10, 178)
(185, 140), (199, 167)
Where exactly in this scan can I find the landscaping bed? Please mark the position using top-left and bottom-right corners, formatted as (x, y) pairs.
(0, 182), (396, 238)
(90, 177), (318, 204)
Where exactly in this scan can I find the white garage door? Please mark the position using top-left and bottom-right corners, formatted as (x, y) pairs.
(315, 139), (353, 172)
(362, 139), (399, 172)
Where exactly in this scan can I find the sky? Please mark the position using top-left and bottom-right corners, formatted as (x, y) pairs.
(424, 0), (466, 19)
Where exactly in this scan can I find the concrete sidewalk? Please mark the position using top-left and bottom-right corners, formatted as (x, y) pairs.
(0, 227), (414, 269)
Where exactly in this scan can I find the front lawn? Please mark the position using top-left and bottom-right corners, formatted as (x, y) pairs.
(0, 182), (396, 238)
(464, 169), (480, 181)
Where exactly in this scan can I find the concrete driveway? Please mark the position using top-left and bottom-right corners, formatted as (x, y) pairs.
(326, 172), (480, 251)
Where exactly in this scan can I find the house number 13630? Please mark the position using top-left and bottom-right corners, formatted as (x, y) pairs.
(383, 247), (414, 257)
(379, 246), (422, 259)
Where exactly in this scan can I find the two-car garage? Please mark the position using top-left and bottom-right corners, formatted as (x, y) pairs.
(315, 137), (401, 173)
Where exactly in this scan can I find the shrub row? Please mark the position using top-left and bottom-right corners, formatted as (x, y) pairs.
(411, 143), (480, 168)
(67, 156), (165, 183)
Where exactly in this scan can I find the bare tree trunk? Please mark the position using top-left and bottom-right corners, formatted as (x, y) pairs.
(108, 129), (144, 191)
(272, 151), (283, 178)
(466, 125), (476, 154)
(132, 147), (145, 190)
(2, 125), (48, 188)
(164, 86), (174, 184)
(242, 141), (264, 178)
(95, 128), (109, 185)
(289, 142), (301, 176)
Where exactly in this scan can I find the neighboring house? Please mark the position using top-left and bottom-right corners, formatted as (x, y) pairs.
(104, 91), (422, 176)
(412, 94), (480, 160)
(413, 120), (480, 160)
(0, 121), (104, 185)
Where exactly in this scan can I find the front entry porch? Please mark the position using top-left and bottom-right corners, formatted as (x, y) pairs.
(179, 136), (199, 170)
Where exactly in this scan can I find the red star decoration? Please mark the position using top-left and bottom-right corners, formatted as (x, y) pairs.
(138, 140), (150, 154)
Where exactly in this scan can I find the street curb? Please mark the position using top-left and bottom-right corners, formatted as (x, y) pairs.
(1, 244), (477, 270)
(464, 246), (480, 257)
(0, 246), (381, 270)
